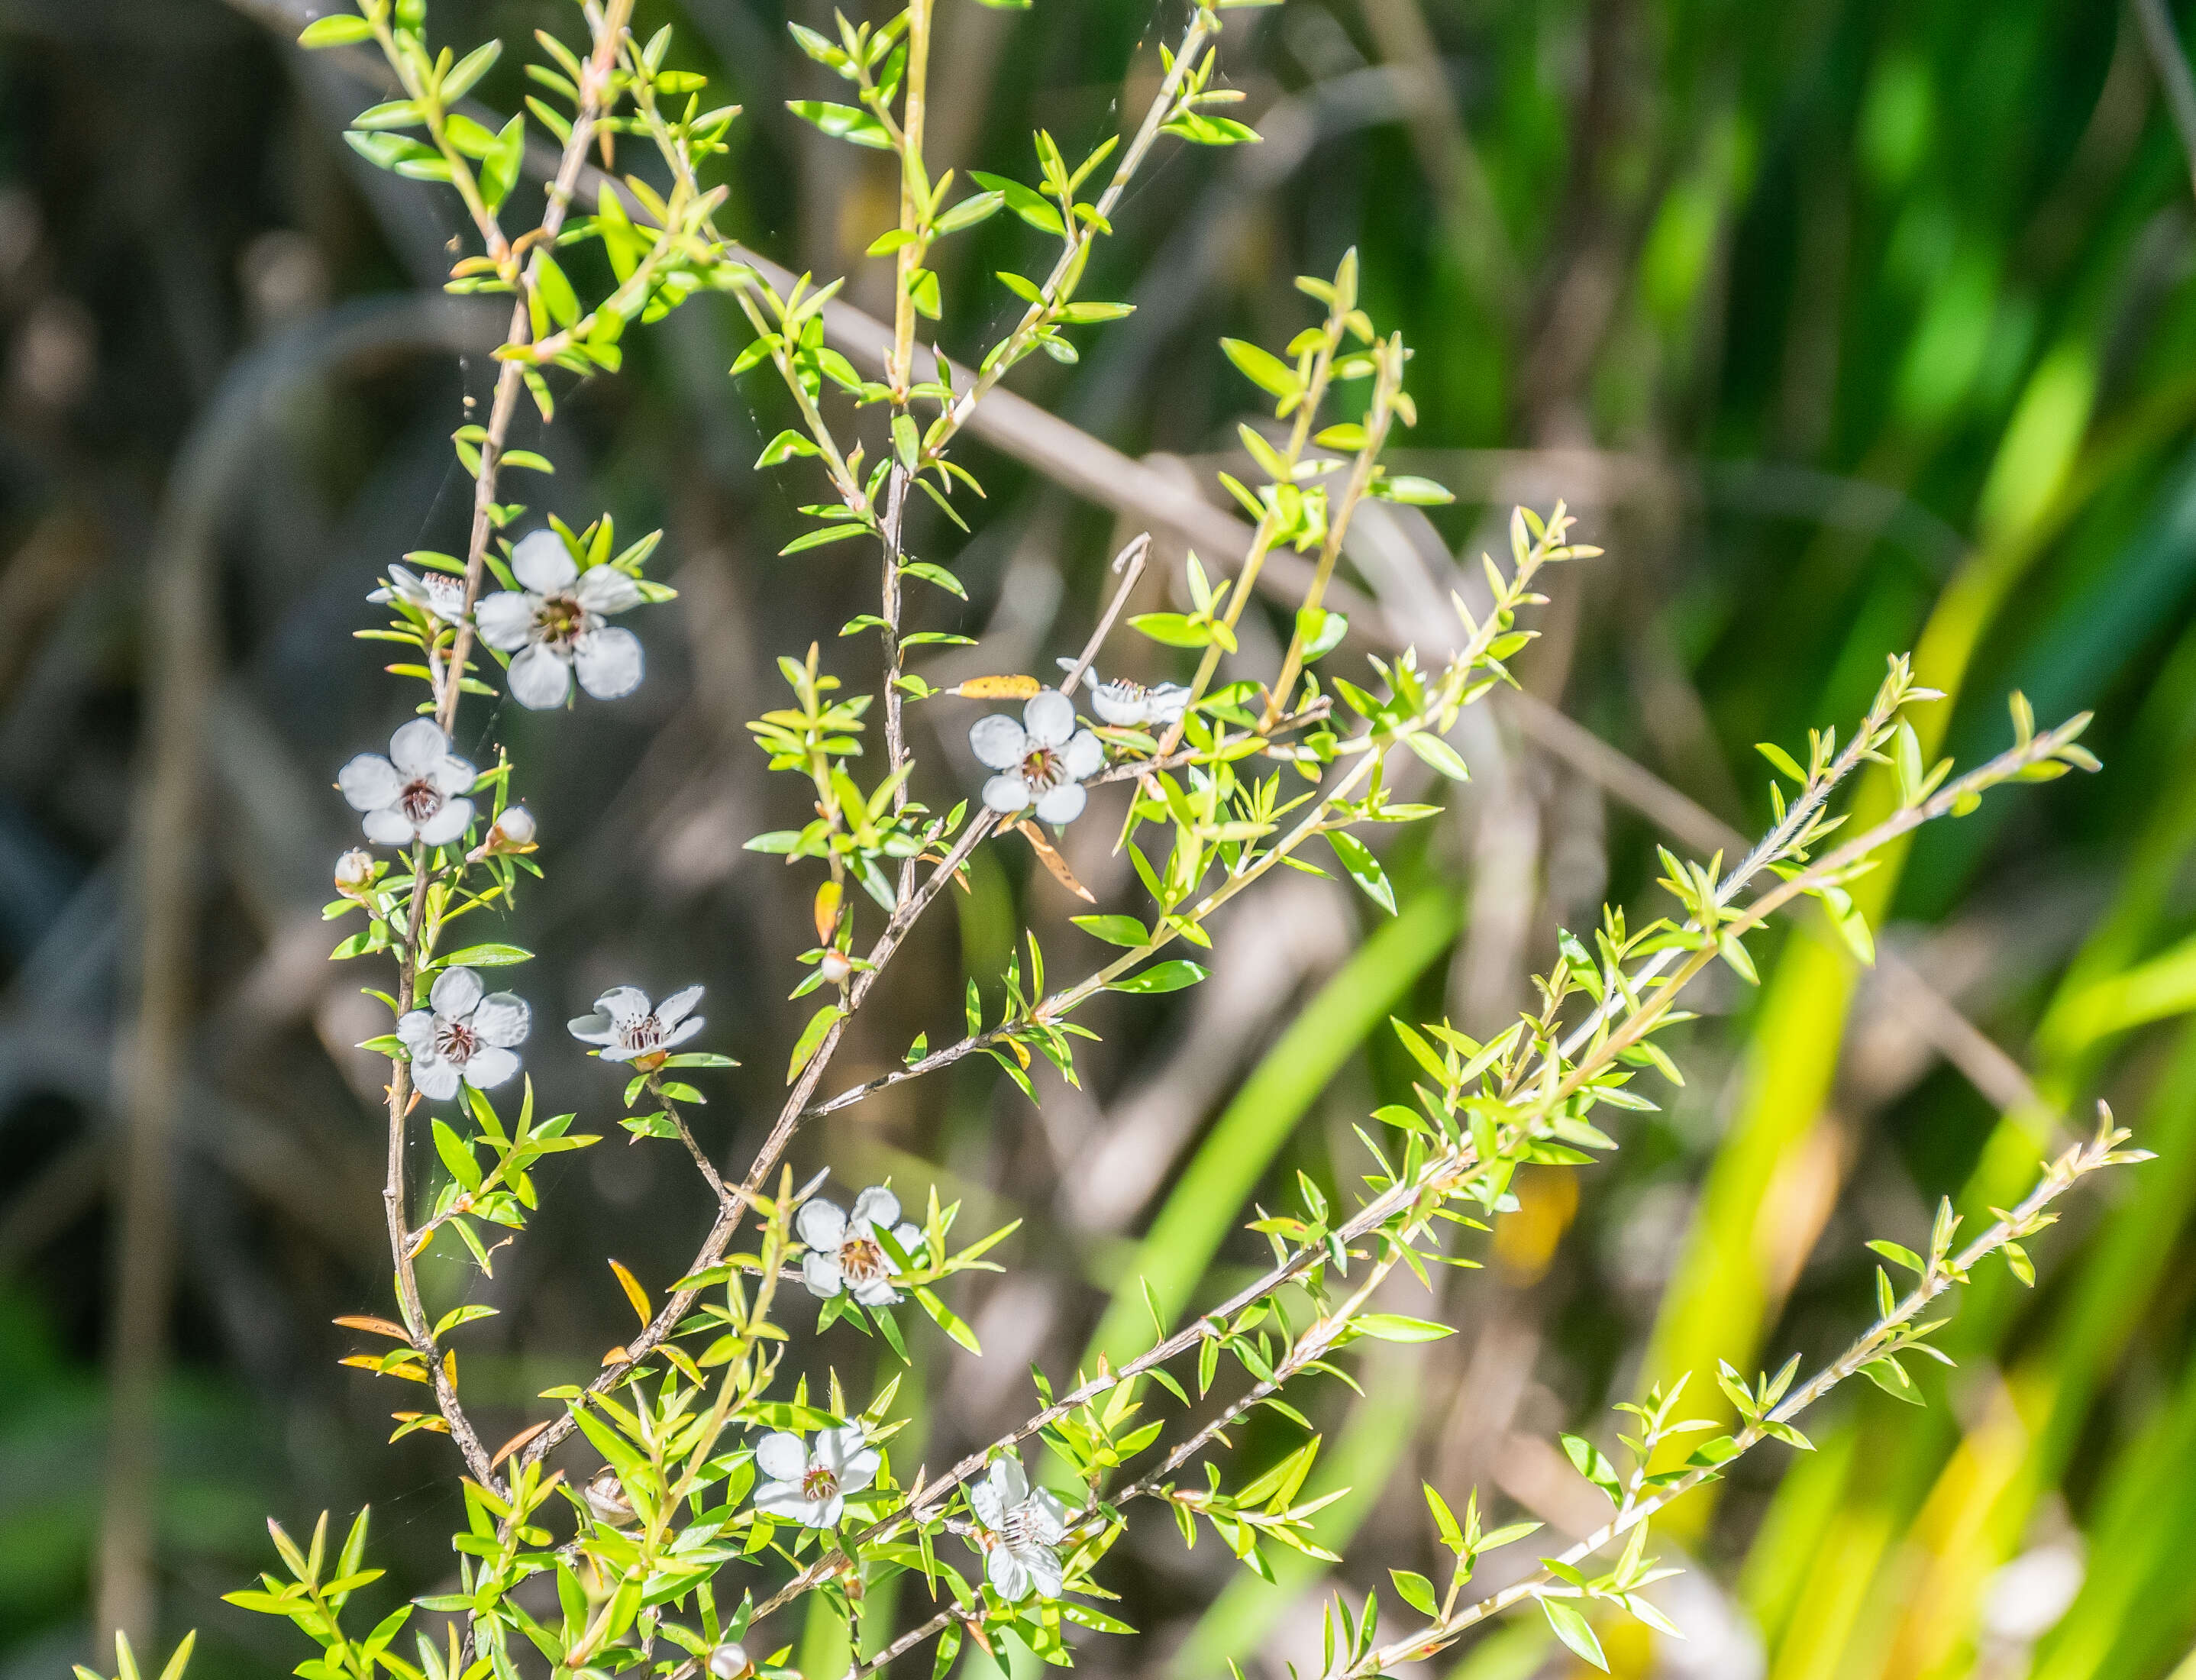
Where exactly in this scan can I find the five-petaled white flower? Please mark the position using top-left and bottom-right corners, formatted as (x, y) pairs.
(798, 1185), (921, 1307)
(476, 529), (646, 710)
(969, 690), (1104, 825)
(369, 562), (467, 625)
(339, 719), (478, 848)
(1064, 661), (1190, 730)
(970, 1457), (1071, 1601)
(399, 967), (529, 1100)
(567, 984), (705, 1064)
(753, 1425), (878, 1528)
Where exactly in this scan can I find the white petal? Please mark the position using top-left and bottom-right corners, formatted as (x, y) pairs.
(660, 1016), (705, 1050)
(1022, 1543), (1064, 1600)
(1022, 689), (1076, 748)
(754, 1432), (808, 1482)
(813, 1426), (865, 1472)
(851, 1276), (902, 1307)
(474, 591), (538, 652)
(337, 754), (401, 813)
(753, 1483), (819, 1522)
(509, 642), (573, 710)
(429, 966), (484, 1020)
(595, 987), (653, 1026)
(574, 626), (644, 700)
(599, 1044), (641, 1062)
(970, 1475), (1007, 1530)
(849, 1185), (901, 1232)
(465, 1045), (520, 1088)
(797, 1199), (848, 1249)
(968, 714), (1028, 771)
(567, 1012), (618, 1045)
(1027, 1488), (1071, 1546)
(577, 567), (644, 615)
(1061, 729), (1104, 780)
(1147, 683), (1190, 724)
(472, 993), (531, 1048)
(428, 754), (478, 799)
(361, 807), (416, 846)
(982, 774), (1032, 814)
(892, 1223), (921, 1262)
(1088, 683), (1145, 726)
(396, 1010), (437, 1055)
(991, 1459), (1030, 1508)
(416, 796), (474, 848)
(655, 984), (704, 1029)
(835, 1447), (880, 1495)
(390, 718), (452, 777)
(987, 1547), (1029, 1601)
(512, 529), (578, 594)
(801, 1252), (845, 1298)
(412, 1055), (461, 1100)
(815, 1494), (845, 1528)
(1032, 782), (1087, 826)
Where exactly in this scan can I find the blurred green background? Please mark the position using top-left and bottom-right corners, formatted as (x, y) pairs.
(3, 0), (2196, 1677)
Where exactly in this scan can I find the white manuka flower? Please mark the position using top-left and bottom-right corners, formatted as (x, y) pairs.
(969, 690), (1104, 825)
(398, 967), (529, 1100)
(369, 562), (467, 625)
(338, 719), (478, 847)
(475, 529), (645, 710)
(752, 1425), (879, 1528)
(1064, 662), (1190, 729)
(970, 1457), (1071, 1601)
(567, 984), (704, 1063)
(798, 1184), (921, 1307)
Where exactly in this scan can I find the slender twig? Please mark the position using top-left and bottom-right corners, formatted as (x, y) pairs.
(738, 715), (2088, 1633)
(1341, 1121), (2134, 1677)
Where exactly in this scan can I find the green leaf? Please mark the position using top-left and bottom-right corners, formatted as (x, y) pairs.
(1402, 732), (1471, 780)
(1755, 741), (1807, 783)
(1298, 606), (1348, 662)
(786, 100), (893, 150)
(1542, 1599), (1607, 1672)
(299, 12), (375, 46)
(1390, 1570), (1438, 1617)
(1219, 337), (1300, 399)
(968, 171), (1065, 236)
(1109, 961), (1209, 995)
(1354, 1313), (1455, 1342)
(531, 252), (580, 330)
(1071, 914), (1151, 948)
(757, 428), (822, 467)
(1128, 611), (1213, 648)
(1325, 830), (1395, 914)
(787, 1005), (843, 1083)
(441, 39), (502, 102)
(438, 943), (532, 968)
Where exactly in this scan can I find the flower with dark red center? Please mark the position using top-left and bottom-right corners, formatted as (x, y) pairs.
(969, 1456), (1072, 1601)
(396, 966), (531, 1100)
(752, 1425), (878, 1528)
(797, 1184), (922, 1307)
(969, 690), (1105, 825)
(566, 984), (706, 1068)
(474, 530), (647, 710)
(337, 719), (478, 848)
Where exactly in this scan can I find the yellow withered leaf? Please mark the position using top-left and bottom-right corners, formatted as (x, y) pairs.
(954, 674), (1041, 699)
(609, 1258), (652, 1331)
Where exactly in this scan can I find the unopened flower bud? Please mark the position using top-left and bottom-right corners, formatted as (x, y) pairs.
(819, 950), (852, 986)
(708, 1643), (751, 1679)
(334, 848), (375, 894)
(488, 805), (537, 851)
